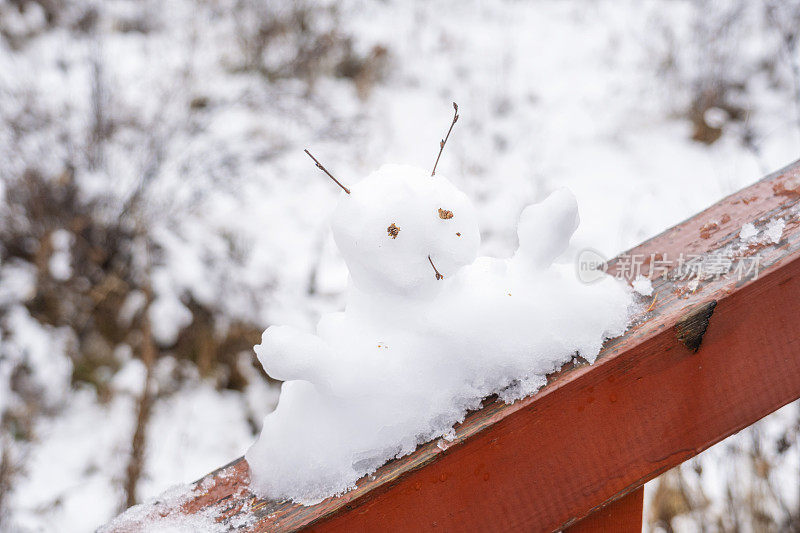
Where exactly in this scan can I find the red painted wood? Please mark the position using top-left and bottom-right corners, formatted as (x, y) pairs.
(565, 487), (643, 533)
(105, 160), (800, 532)
(308, 257), (800, 532)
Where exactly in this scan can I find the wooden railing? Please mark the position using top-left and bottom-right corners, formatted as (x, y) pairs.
(107, 160), (800, 532)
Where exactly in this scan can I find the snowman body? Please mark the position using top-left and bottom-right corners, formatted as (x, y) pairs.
(245, 165), (631, 503)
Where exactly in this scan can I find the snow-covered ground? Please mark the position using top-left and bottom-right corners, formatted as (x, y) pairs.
(1, 0), (799, 530)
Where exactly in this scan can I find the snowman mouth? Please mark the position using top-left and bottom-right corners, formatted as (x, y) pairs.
(428, 255), (444, 280)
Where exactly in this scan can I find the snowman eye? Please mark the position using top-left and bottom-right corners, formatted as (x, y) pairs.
(438, 208), (454, 219)
(387, 223), (400, 239)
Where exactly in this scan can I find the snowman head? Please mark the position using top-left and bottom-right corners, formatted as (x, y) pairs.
(331, 164), (480, 298)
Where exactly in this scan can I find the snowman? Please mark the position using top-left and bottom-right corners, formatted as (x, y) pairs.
(245, 106), (631, 504)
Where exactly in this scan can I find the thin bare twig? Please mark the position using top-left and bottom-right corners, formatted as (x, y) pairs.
(0, 445), (13, 519)
(431, 102), (459, 176)
(123, 285), (157, 509)
(304, 149), (350, 194)
(428, 255), (443, 280)
(647, 292), (659, 313)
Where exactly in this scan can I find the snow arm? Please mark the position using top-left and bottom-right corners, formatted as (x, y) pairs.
(514, 188), (579, 270)
(254, 325), (335, 391)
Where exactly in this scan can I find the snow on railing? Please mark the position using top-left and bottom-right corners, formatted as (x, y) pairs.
(104, 160), (800, 532)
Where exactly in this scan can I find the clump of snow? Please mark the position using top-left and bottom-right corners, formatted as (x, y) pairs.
(99, 483), (225, 533)
(110, 357), (147, 396)
(765, 218), (785, 244)
(739, 223), (758, 242)
(48, 229), (74, 281)
(245, 165), (632, 504)
(118, 290), (148, 328)
(2, 307), (73, 407)
(738, 218), (786, 245)
(632, 275), (654, 296)
(148, 270), (193, 346)
(687, 278), (701, 292)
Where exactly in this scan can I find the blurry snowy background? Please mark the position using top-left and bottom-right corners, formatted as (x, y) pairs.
(1, 0), (799, 531)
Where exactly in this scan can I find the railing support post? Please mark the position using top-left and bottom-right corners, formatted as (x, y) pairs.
(565, 487), (643, 533)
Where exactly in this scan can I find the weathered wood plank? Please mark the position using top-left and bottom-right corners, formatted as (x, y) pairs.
(108, 159), (800, 532)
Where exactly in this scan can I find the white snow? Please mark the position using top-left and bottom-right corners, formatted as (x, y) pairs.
(148, 294), (193, 346)
(98, 483), (226, 533)
(632, 276), (654, 296)
(3, 307), (73, 407)
(245, 165), (632, 503)
(48, 229), (74, 281)
(738, 218), (786, 245)
(149, 269), (193, 346)
(8, 389), (135, 532)
(765, 218), (786, 244)
(138, 383), (256, 500)
(739, 222), (758, 242)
